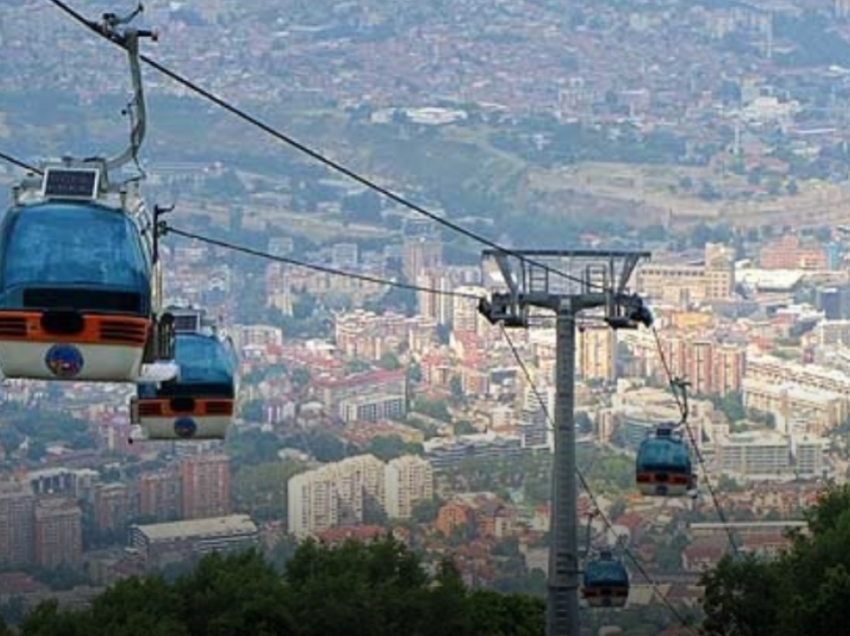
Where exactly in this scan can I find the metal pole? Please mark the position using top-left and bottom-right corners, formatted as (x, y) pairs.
(548, 303), (579, 636)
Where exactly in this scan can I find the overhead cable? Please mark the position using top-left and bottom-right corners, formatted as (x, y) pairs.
(166, 225), (483, 301)
(45, 0), (607, 292)
(651, 326), (739, 556)
(0, 151), (42, 175)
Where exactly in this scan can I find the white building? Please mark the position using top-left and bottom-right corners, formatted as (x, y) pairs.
(718, 431), (790, 478)
(288, 455), (386, 538)
(384, 456), (434, 520)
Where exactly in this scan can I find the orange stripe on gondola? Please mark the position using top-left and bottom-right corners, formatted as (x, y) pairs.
(582, 588), (629, 598)
(136, 398), (234, 418)
(0, 311), (149, 346)
(637, 472), (691, 486)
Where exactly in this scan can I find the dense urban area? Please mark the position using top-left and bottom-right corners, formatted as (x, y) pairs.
(5, 0), (850, 634)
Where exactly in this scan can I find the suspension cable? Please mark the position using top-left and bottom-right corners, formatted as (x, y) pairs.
(45, 0), (609, 293)
(166, 226), (483, 301)
(651, 326), (740, 556)
(0, 151), (42, 175)
(500, 324), (698, 631)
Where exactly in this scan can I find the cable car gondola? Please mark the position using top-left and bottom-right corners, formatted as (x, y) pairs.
(582, 550), (629, 608)
(0, 14), (173, 383)
(635, 424), (696, 497)
(131, 308), (238, 441)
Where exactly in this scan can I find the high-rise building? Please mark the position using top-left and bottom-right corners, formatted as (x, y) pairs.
(288, 455), (386, 538)
(715, 344), (746, 395)
(266, 263), (294, 316)
(0, 480), (35, 567)
(416, 273), (454, 325)
(704, 243), (735, 301)
(402, 236), (443, 281)
(181, 455), (231, 520)
(656, 334), (746, 395)
(689, 340), (715, 396)
(452, 285), (488, 334)
(578, 324), (616, 382)
(385, 456), (434, 519)
(34, 497), (82, 568)
(139, 469), (182, 522)
(792, 435), (826, 477)
(94, 483), (130, 535)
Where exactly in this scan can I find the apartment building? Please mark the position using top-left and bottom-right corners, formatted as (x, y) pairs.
(634, 243), (734, 307)
(743, 378), (846, 435)
(288, 454), (388, 538)
(34, 497), (82, 568)
(0, 480), (34, 566)
(385, 456), (434, 519)
(180, 454), (231, 520)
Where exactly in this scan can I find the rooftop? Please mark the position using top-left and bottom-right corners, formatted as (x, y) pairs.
(134, 514), (257, 542)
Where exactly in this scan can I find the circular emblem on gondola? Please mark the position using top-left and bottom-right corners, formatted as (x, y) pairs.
(44, 344), (84, 378)
(174, 417), (197, 439)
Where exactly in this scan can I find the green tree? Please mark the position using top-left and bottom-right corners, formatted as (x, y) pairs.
(175, 550), (291, 636)
(407, 362), (423, 384)
(0, 596), (25, 627)
(702, 554), (782, 636)
(469, 588), (545, 636)
(411, 498), (441, 524)
(227, 428), (281, 467)
(365, 436), (423, 462)
(449, 376), (465, 403)
(378, 352), (402, 370)
(292, 367), (312, 389)
(87, 576), (187, 636)
(282, 430), (348, 462)
(345, 359), (372, 374)
(717, 391), (747, 423)
(292, 294), (318, 321)
(232, 460), (306, 521)
(20, 600), (88, 636)
(453, 420), (477, 436)
(414, 398), (451, 423)
(702, 484), (850, 636)
(285, 538), (428, 636)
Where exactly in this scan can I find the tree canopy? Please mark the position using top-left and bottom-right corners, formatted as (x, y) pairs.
(12, 538), (543, 636)
(702, 484), (850, 636)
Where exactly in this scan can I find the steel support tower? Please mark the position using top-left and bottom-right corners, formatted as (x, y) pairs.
(479, 249), (651, 636)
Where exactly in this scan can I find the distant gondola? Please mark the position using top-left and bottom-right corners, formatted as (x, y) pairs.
(131, 308), (238, 441)
(635, 424), (696, 497)
(582, 550), (629, 608)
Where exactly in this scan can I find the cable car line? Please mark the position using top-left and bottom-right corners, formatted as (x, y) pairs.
(45, 0), (609, 294)
(651, 326), (740, 556)
(499, 324), (696, 631)
(0, 151), (43, 175)
(165, 225), (484, 301)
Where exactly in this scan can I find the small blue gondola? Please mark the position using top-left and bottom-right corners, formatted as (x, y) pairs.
(635, 424), (696, 497)
(0, 196), (155, 382)
(132, 309), (238, 441)
(582, 550), (629, 608)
